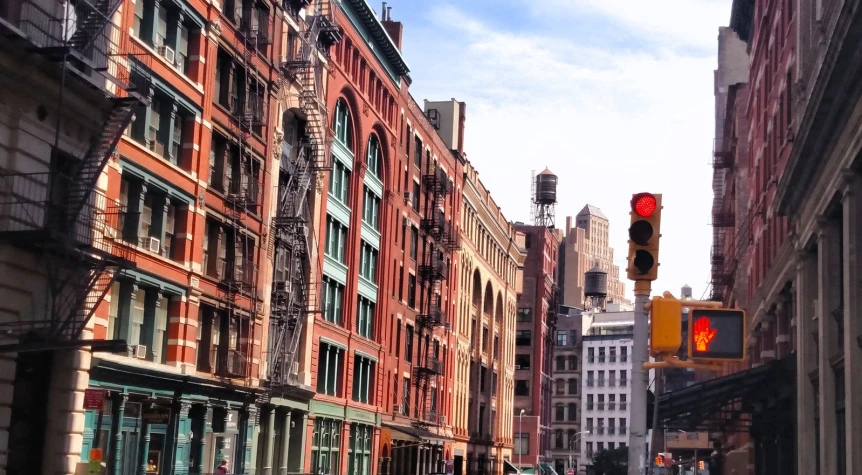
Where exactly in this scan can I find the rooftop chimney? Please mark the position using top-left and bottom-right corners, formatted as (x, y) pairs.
(380, 3), (403, 50)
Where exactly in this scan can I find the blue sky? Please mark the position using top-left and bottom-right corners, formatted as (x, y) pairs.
(378, 0), (733, 300)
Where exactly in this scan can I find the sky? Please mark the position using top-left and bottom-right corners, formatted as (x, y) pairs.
(381, 0), (732, 301)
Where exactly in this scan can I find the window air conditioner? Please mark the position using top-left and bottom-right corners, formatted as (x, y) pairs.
(403, 191), (412, 203)
(156, 45), (176, 64)
(290, 361), (299, 376)
(148, 236), (161, 253)
(133, 344), (147, 359)
(515, 365), (521, 370)
(392, 404), (403, 413)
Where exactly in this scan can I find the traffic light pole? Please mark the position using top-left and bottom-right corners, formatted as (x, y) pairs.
(629, 280), (651, 475)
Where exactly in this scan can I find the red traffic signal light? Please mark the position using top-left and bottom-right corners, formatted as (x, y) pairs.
(627, 193), (662, 281)
(632, 192), (658, 217)
(698, 461), (705, 470)
(688, 308), (746, 360)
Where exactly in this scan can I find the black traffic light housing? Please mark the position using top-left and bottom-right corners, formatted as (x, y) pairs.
(627, 193), (662, 281)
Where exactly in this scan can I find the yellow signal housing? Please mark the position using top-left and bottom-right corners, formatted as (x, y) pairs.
(649, 296), (682, 357)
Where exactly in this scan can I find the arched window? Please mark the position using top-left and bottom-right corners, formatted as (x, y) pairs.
(334, 99), (352, 147)
(366, 135), (382, 178)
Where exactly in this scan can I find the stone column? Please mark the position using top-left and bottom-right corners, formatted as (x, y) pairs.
(817, 216), (841, 475)
(241, 405), (258, 474)
(112, 394), (128, 475)
(279, 411), (292, 473)
(796, 248), (818, 475)
(138, 417), (151, 475)
(172, 400), (192, 475)
(263, 408), (276, 474)
(841, 170), (862, 474)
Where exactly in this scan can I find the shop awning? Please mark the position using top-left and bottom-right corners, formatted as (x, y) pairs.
(381, 422), (451, 444)
(382, 422), (422, 442)
(502, 459), (520, 473)
(656, 356), (795, 433)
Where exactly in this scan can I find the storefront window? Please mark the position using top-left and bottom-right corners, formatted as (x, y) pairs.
(147, 433), (166, 474)
(311, 418), (342, 474)
(348, 424), (372, 475)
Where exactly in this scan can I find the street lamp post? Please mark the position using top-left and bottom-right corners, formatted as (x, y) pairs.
(519, 409), (526, 469)
(568, 430), (590, 473)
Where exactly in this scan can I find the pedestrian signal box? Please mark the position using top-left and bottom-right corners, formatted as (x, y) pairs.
(688, 308), (746, 361)
(649, 296), (682, 356)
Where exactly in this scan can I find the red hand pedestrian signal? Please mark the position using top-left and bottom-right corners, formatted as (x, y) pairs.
(693, 317), (717, 352)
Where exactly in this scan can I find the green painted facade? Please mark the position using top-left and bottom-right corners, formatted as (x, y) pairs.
(81, 360), (262, 475)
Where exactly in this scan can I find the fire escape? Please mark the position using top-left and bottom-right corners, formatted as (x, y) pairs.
(211, 2), (270, 381)
(710, 137), (736, 302)
(266, 0), (341, 394)
(415, 165), (459, 430)
(0, 0), (154, 351)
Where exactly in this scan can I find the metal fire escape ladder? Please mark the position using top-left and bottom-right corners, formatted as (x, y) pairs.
(710, 138), (736, 301)
(414, 165), (453, 429)
(0, 2), (157, 348)
(267, 0), (340, 392)
(215, 9), (263, 383)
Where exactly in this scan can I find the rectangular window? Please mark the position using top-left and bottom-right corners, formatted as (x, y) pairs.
(402, 377), (411, 416)
(356, 297), (375, 339)
(407, 274), (416, 308)
(362, 187), (380, 228)
(316, 342), (344, 396)
(325, 215), (348, 264)
(515, 354), (530, 369)
(515, 330), (531, 346)
(556, 331), (567, 346)
(413, 137), (422, 168)
(328, 161), (351, 203)
(482, 326), (489, 352)
(351, 355), (375, 405)
(358, 241), (378, 283)
(410, 226), (418, 260)
(514, 379), (529, 396)
(321, 277), (344, 325)
(405, 325), (414, 363)
(153, 295), (169, 364)
(514, 433), (529, 455)
(568, 403), (577, 421)
(412, 181), (420, 210)
(517, 308), (532, 322)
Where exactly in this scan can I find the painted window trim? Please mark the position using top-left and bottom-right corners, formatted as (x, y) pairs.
(120, 157), (196, 205)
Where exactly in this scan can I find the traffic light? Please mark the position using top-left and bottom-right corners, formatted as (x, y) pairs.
(698, 461), (706, 470)
(649, 296), (682, 356)
(626, 192), (662, 281)
(688, 308), (746, 361)
(655, 455), (664, 467)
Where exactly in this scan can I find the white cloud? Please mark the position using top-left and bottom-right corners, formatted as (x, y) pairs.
(528, 0), (730, 50)
(403, 2), (729, 300)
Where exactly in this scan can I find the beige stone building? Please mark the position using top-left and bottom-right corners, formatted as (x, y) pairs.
(453, 158), (525, 475)
(558, 205), (630, 309)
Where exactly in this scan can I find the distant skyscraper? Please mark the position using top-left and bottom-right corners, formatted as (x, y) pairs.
(558, 205), (630, 309)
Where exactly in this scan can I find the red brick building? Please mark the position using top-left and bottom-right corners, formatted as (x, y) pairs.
(660, 1), (798, 474)
(512, 224), (560, 471)
(305, 2), (462, 474)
